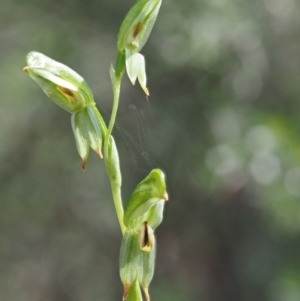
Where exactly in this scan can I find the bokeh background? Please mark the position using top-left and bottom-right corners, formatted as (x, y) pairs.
(1, 0), (300, 300)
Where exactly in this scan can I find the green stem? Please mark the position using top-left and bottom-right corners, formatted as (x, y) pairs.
(103, 51), (126, 234)
(104, 51), (125, 155)
(104, 77), (121, 156)
(103, 79), (124, 234)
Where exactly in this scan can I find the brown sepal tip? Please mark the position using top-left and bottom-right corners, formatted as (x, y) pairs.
(122, 284), (131, 301)
(81, 159), (87, 171)
(23, 66), (29, 72)
(162, 192), (169, 201)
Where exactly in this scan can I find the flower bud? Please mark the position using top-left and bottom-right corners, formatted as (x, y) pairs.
(119, 230), (156, 301)
(117, 0), (162, 53)
(123, 169), (168, 230)
(120, 169), (168, 300)
(120, 232), (141, 300)
(117, 0), (162, 95)
(71, 104), (104, 170)
(24, 52), (106, 169)
(23, 51), (94, 113)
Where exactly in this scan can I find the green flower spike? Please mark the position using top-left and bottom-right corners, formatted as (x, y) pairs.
(120, 169), (168, 301)
(24, 51), (105, 169)
(117, 0), (162, 95)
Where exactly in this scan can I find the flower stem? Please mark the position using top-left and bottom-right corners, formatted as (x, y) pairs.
(105, 77), (121, 155)
(104, 51), (125, 155)
(104, 51), (126, 234)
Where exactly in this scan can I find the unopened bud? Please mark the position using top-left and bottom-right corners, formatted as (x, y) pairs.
(24, 52), (106, 169)
(24, 51), (94, 113)
(119, 232), (141, 300)
(117, 0), (162, 95)
(71, 104), (104, 169)
(117, 0), (162, 53)
(123, 169), (168, 230)
(120, 169), (168, 301)
(119, 230), (156, 301)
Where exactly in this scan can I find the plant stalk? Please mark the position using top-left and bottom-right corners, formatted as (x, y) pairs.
(104, 52), (126, 234)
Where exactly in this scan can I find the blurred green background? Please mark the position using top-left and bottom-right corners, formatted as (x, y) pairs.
(1, 0), (300, 300)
